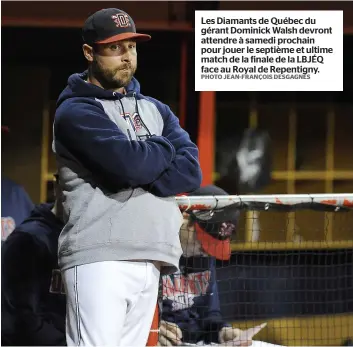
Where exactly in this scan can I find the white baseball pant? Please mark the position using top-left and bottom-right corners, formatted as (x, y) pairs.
(62, 260), (160, 346)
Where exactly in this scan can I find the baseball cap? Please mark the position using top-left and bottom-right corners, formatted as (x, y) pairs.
(187, 185), (240, 261)
(82, 8), (151, 45)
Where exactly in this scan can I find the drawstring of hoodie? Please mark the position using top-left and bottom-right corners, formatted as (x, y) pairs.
(115, 94), (133, 141)
(132, 92), (153, 137)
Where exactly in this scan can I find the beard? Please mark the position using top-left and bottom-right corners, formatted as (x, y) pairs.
(90, 57), (136, 90)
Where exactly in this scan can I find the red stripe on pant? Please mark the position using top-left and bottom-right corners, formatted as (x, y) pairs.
(146, 304), (159, 346)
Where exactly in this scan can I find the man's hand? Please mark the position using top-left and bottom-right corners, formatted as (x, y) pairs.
(219, 327), (252, 346)
(219, 323), (267, 346)
(158, 320), (183, 346)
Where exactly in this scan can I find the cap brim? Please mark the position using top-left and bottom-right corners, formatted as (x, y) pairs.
(195, 223), (231, 261)
(95, 32), (151, 44)
(190, 204), (240, 225)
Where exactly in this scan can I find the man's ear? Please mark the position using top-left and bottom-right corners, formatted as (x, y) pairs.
(82, 44), (94, 62)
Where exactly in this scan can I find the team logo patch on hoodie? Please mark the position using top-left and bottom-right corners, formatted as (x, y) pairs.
(162, 270), (211, 311)
(121, 112), (152, 140)
(122, 113), (136, 132)
(132, 113), (143, 131)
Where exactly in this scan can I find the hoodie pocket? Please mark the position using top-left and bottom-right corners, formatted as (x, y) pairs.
(109, 188), (183, 247)
(73, 188), (133, 249)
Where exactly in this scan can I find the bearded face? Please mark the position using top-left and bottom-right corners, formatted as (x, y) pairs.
(85, 40), (137, 90)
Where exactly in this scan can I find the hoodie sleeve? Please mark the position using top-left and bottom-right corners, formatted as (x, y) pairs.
(198, 259), (229, 343)
(2, 232), (66, 346)
(145, 100), (202, 197)
(54, 98), (176, 190)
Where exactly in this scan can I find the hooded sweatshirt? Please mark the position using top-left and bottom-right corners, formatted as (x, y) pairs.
(161, 256), (228, 344)
(53, 71), (202, 274)
(1, 204), (66, 346)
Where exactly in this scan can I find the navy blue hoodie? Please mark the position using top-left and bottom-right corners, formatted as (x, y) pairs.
(53, 71), (201, 274)
(54, 71), (202, 197)
(161, 256), (228, 344)
(1, 204), (66, 346)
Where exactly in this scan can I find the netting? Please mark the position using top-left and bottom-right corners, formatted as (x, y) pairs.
(153, 193), (353, 347)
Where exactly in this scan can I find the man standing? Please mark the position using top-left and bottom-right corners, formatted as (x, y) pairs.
(53, 8), (202, 347)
